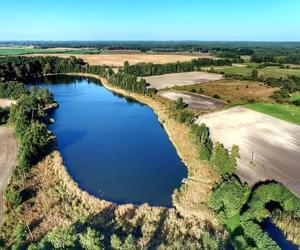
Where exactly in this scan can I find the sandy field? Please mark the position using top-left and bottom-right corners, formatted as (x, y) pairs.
(143, 71), (223, 90)
(0, 99), (16, 108)
(159, 91), (224, 111)
(197, 106), (300, 197)
(25, 53), (207, 67)
(0, 127), (18, 223)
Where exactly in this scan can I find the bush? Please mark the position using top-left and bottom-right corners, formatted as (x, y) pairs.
(174, 109), (194, 124)
(110, 234), (138, 250)
(210, 142), (239, 175)
(13, 225), (27, 246)
(47, 227), (77, 249)
(212, 94), (220, 99)
(208, 176), (250, 221)
(292, 99), (300, 106)
(4, 186), (22, 207)
(18, 121), (51, 170)
(0, 82), (27, 99)
(0, 107), (9, 124)
(79, 227), (104, 250)
(192, 123), (213, 160)
(173, 97), (187, 110)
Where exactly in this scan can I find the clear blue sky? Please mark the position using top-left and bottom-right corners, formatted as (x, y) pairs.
(1, 0), (299, 41)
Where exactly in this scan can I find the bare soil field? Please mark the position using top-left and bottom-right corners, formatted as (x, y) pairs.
(143, 71), (223, 90)
(0, 99), (16, 108)
(197, 106), (300, 197)
(0, 127), (18, 223)
(25, 53), (206, 66)
(159, 91), (224, 111)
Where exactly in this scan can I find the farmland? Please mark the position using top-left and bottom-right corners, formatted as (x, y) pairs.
(0, 46), (98, 56)
(197, 106), (300, 196)
(25, 53), (208, 66)
(142, 71), (223, 90)
(173, 79), (276, 104)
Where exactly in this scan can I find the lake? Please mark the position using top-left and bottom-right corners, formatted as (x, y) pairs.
(29, 75), (187, 207)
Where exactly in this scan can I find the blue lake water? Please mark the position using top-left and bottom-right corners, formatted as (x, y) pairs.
(261, 218), (298, 250)
(29, 75), (187, 207)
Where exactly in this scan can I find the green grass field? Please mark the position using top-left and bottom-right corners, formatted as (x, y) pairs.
(213, 65), (300, 79)
(245, 102), (300, 125)
(0, 48), (67, 55)
(0, 47), (100, 56)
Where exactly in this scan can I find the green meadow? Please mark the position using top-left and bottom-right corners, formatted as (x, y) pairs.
(245, 102), (300, 125)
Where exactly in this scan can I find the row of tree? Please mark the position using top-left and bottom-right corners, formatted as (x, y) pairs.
(122, 58), (233, 77)
(251, 53), (300, 64)
(5, 87), (55, 207)
(0, 56), (86, 82)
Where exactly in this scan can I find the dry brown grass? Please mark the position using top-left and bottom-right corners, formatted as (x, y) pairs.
(174, 79), (276, 105)
(273, 212), (300, 246)
(0, 150), (224, 247)
(25, 53), (210, 66)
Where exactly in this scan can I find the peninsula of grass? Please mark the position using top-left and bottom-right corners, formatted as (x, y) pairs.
(245, 102), (300, 125)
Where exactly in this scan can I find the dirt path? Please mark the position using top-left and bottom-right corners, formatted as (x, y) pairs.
(197, 107), (300, 197)
(159, 91), (224, 111)
(0, 127), (18, 224)
(0, 99), (16, 108)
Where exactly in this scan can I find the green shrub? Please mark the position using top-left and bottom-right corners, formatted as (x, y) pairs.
(0, 82), (27, 99)
(79, 227), (104, 250)
(210, 142), (239, 175)
(110, 234), (138, 250)
(208, 176), (250, 222)
(4, 186), (22, 207)
(13, 225), (27, 246)
(47, 226), (77, 249)
(241, 221), (279, 250)
(18, 121), (51, 170)
(192, 123), (213, 160)
(177, 109), (194, 124)
(173, 97), (187, 110)
(292, 99), (300, 106)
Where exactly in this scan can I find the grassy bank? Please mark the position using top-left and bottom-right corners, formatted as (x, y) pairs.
(245, 102), (300, 125)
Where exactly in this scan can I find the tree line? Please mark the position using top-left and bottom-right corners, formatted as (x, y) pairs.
(0, 56), (85, 82)
(122, 58), (234, 77)
(251, 53), (300, 65)
(5, 87), (55, 208)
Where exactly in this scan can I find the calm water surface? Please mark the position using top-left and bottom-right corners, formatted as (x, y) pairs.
(30, 76), (187, 207)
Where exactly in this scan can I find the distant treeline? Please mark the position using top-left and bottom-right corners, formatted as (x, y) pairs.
(123, 58), (234, 77)
(3, 41), (300, 54)
(0, 57), (157, 95)
(0, 56), (85, 82)
(251, 53), (300, 64)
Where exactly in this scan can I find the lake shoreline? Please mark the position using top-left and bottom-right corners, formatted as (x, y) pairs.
(53, 72), (220, 219)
